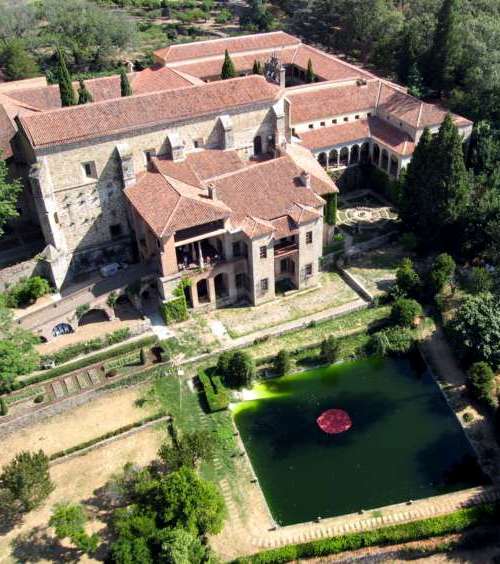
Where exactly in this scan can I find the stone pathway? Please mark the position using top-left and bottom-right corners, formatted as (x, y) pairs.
(208, 319), (232, 345)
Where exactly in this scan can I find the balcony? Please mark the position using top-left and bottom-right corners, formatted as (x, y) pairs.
(176, 238), (225, 272)
(274, 240), (298, 258)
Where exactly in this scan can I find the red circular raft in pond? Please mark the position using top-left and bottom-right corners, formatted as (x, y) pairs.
(317, 409), (352, 434)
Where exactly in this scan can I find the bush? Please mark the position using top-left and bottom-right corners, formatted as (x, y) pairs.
(216, 351), (232, 378)
(463, 412), (474, 423)
(320, 336), (339, 364)
(226, 351), (256, 389)
(160, 296), (188, 325)
(466, 267), (493, 295)
(5, 276), (51, 308)
(33, 394), (44, 404)
(234, 504), (499, 564)
(395, 258), (421, 298)
(273, 350), (291, 376)
(429, 253), (456, 294)
(198, 368), (231, 412)
(467, 362), (495, 407)
(390, 298), (423, 327)
(368, 326), (414, 356)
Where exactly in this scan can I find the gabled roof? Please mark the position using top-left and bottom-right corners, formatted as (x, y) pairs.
(19, 76), (281, 149)
(154, 31), (300, 63)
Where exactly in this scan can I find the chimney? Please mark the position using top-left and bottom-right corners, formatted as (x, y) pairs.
(207, 183), (217, 200)
(300, 171), (311, 188)
(279, 65), (286, 88)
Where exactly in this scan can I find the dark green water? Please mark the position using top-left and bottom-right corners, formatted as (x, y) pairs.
(234, 356), (487, 526)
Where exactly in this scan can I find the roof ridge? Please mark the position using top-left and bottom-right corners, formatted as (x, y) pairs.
(209, 155), (288, 181)
(416, 102), (424, 128)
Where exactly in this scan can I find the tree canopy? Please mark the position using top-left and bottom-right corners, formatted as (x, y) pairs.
(0, 155), (21, 237)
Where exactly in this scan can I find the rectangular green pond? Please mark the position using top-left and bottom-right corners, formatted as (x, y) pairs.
(233, 356), (487, 526)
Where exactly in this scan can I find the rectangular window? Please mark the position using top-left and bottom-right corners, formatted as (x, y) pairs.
(259, 245), (267, 259)
(355, 115), (360, 120)
(232, 241), (241, 257)
(308, 124), (314, 129)
(110, 224), (122, 239)
(332, 119), (337, 124)
(367, 112), (372, 117)
(291, 128), (296, 136)
(280, 258), (288, 273)
(193, 138), (204, 149)
(260, 278), (269, 293)
(343, 117), (349, 122)
(82, 161), (96, 179)
(320, 121), (325, 127)
(306, 230), (313, 244)
(305, 263), (313, 277)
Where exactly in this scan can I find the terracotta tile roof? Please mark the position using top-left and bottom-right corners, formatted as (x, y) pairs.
(124, 171), (230, 238)
(19, 76), (281, 149)
(299, 116), (415, 156)
(0, 104), (16, 158)
(130, 65), (199, 93)
(173, 47), (297, 79)
(154, 31), (300, 63)
(291, 44), (373, 82)
(271, 215), (298, 238)
(155, 150), (245, 185)
(287, 80), (380, 124)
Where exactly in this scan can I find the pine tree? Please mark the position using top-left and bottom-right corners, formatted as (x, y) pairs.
(306, 58), (315, 83)
(429, 0), (462, 95)
(120, 68), (132, 97)
(252, 59), (262, 75)
(77, 79), (93, 105)
(221, 50), (237, 80)
(3, 40), (39, 81)
(56, 47), (76, 107)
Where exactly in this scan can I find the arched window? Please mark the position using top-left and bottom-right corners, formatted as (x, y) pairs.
(360, 142), (370, 163)
(350, 145), (360, 164)
(381, 149), (389, 171)
(339, 147), (349, 166)
(317, 152), (328, 168)
(390, 156), (399, 177)
(372, 144), (380, 165)
(329, 149), (339, 167)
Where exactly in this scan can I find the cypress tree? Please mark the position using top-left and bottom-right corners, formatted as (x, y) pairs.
(221, 50), (237, 80)
(407, 63), (424, 98)
(325, 193), (337, 225)
(56, 47), (76, 107)
(429, 0), (461, 95)
(252, 59), (262, 75)
(306, 58), (315, 83)
(0, 397), (7, 416)
(120, 68), (132, 97)
(77, 79), (93, 105)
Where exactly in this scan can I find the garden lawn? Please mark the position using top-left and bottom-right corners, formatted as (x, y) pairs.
(214, 271), (358, 338)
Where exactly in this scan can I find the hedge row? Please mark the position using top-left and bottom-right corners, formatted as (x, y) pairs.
(41, 328), (131, 365)
(49, 411), (166, 460)
(104, 350), (142, 371)
(6, 335), (158, 395)
(233, 503), (500, 564)
(198, 368), (231, 412)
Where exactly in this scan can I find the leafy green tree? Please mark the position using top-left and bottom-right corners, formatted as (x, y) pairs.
(0, 153), (21, 237)
(225, 351), (255, 389)
(273, 349), (291, 376)
(6, 276), (51, 308)
(395, 257), (421, 298)
(391, 297), (423, 327)
(49, 502), (100, 554)
(0, 303), (39, 392)
(216, 351), (232, 378)
(77, 79), (93, 104)
(221, 49), (236, 80)
(120, 67), (132, 97)
(158, 528), (209, 564)
(467, 362), (495, 407)
(56, 47), (76, 107)
(429, 0), (462, 95)
(449, 293), (500, 369)
(0, 450), (54, 511)
(466, 267), (493, 295)
(320, 335), (339, 364)
(158, 430), (214, 470)
(429, 253), (456, 294)
(2, 39), (39, 80)
(407, 62), (424, 98)
(368, 326), (414, 356)
(305, 58), (315, 83)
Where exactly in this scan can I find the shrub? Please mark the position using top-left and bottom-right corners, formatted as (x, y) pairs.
(33, 394), (44, 404)
(467, 362), (495, 407)
(368, 326), (414, 356)
(390, 298), (423, 327)
(226, 351), (256, 389)
(106, 291), (118, 307)
(429, 253), (456, 294)
(320, 336), (339, 364)
(160, 296), (188, 325)
(75, 304), (90, 319)
(216, 351), (233, 378)
(395, 258), (421, 298)
(466, 267), (493, 295)
(273, 350), (291, 376)
(5, 276), (51, 308)
(198, 369), (230, 412)
(0, 397), (7, 416)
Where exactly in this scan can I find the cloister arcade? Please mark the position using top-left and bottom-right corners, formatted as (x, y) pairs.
(314, 140), (402, 178)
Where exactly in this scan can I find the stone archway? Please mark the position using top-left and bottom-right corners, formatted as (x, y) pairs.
(197, 279), (210, 304)
(329, 149), (339, 168)
(317, 152), (327, 168)
(360, 142), (370, 163)
(350, 145), (360, 164)
(339, 147), (349, 166)
(372, 144), (380, 166)
(381, 149), (389, 171)
(52, 322), (74, 338)
(78, 308), (110, 326)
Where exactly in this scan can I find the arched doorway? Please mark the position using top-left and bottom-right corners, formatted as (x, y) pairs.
(381, 149), (389, 171)
(360, 142), (370, 163)
(390, 156), (399, 177)
(329, 149), (339, 167)
(372, 144), (380, 165)
(114, 294), (137, 321)
(350, 145), (359, 164)
(339, 147), (349, 166)
(78, 308), (110, 326)
(317, 152), (327, 168)
(197, 279), (209, 304)
(253, 135), (262, 155)
(214, 273), (228, 299)
(52, 323), (73, 338)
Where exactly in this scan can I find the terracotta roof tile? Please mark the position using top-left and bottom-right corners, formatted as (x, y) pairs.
(130, 65), (198, 93)
(155, 31), (300, 63)
(287, 80), (380, 124)
(19, 76), (281, 149)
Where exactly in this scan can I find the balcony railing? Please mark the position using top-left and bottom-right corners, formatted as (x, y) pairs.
(274, 242), (298, 257)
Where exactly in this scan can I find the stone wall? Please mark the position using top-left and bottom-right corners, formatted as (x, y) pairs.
(0, 256), (47, 291)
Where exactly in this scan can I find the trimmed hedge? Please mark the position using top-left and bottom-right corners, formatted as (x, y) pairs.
(233, 503), (499, 563)
(160, 296), (188, 325)
(41, 328), (131, 365)
(5, 335), (158, 395)
(198, 368), (231, 412)
(49, 412), (166, 460)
